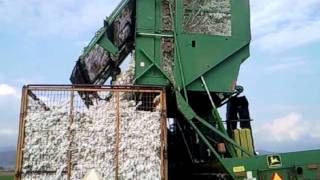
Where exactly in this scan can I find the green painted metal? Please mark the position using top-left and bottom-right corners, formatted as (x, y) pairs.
(133, 1), (253, 170)
(168, 0), (189, 103)
(200, 75), (239, 158)
(108, 0), (132, 23)
(135, 0), (251, 93)
(175, 92), (252, 157)
(69, 0), (320, 179)
(222, 150), (320, 179)
(81, 27), (109, 58)
(75, 0), (250, 92)
(135, 0), (167, 86)
(80, 0), (133, 58)
(72, 0), (250, 91)
(201, 76), (228, 136)
(97, 35), (119, 56)
(186, 116), (236, 179)
(133, 1), (252, 171)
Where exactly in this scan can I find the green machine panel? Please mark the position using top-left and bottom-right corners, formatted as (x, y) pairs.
(134, 0), (251, 93)
(222, 150), (320, 179)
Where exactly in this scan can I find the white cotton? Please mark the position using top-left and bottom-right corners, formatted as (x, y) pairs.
(21, 94), (162, 180)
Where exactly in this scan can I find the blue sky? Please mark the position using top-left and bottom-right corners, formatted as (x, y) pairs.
(0, 0), (320, 153)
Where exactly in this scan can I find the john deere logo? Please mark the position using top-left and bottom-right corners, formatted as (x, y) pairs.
(267, 155), (282, 168)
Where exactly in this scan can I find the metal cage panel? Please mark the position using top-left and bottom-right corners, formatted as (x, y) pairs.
(15, 85), (167, 180)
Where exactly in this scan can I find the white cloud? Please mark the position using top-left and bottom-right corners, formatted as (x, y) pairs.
(0, 84), (18, 97)
(264, 57), (306, 72)
(0, 0), (120, 38)
(254, 112), (320, 149)
(2, 0), (317, 51)
(310, 125), (320, 139)
(251, 0), (320, 52)
(0, 128), (17, 136)
(0, 128), (18, 147)
(0, 84), (22, 148)
(256, 21), (320, 52)
(255, 113), (305, 142)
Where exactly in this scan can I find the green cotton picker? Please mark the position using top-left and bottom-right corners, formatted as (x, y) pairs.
(69, 0), (320, 179)
(14, 0), (320, 180)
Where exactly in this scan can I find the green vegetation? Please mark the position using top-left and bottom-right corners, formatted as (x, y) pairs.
(0, 175), (14, 180)
(0, 171), (14, 180)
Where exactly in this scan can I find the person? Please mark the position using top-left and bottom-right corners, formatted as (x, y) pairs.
(226, 96), (251, 137)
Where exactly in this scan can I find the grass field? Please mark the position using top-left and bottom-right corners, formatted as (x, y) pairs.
(0, 175), (14, 180)
(0, 171), (14, 180)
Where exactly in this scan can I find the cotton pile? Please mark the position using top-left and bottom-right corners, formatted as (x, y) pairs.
(22, 97), (162, 180)
(183, 0), (232, 36)
(21, 62), (163, 179)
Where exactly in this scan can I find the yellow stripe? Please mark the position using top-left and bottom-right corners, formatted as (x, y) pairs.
(233, 129), (242, 157)
(240, 129), (249, 157)
(244, 129), (254, 156)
